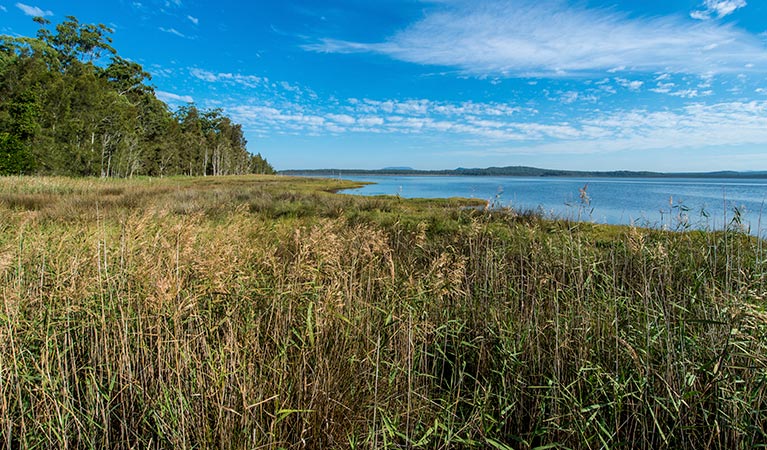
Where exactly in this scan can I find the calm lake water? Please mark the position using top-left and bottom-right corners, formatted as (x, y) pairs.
(335, 175), (767, 236)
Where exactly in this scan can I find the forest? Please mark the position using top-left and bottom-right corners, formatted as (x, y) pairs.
(0, 16), (274, 177)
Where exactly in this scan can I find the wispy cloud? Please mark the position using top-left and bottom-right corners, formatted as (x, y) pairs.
(347, 98), (522, 117)
(190, 68), (267, 87)
(159, 27), (186, 38)
(149, 65), (174, 78)
(305, 0), (767, 77)
(552, 90), (599, 104)
(646, 74), (717, 98)
(218, 88), (767, 162)
(559, 91), (581, 104)
(188, 67), (317, 102)
(667, 89), (713, 98)
(190, 68), (218, 82)
(15, 2), (52, 17)
(691, 0), (746, 20)
(156, 90), (193, 104)
(225, 95), (577, 142)
(187, 15), (198, 25)
(615, 78), (644, 91)
(0, 6), (7, 12)
(488, 100), (767, 156)
(650, 82), (675, 94)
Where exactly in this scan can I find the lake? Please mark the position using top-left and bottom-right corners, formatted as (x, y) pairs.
(334, 175), (767, 236)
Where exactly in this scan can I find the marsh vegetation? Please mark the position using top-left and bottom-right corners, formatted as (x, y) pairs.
(1, 175), (766, 449)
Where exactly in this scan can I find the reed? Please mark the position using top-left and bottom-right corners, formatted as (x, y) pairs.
(0, 175), (765, 449)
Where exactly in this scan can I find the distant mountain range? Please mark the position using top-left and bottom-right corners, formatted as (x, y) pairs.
(280, 166), (767, 178)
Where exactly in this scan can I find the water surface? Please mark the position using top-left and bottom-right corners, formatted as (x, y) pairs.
(335, 175), (767, 235)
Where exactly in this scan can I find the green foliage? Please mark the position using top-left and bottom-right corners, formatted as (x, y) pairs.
(0, 132), (34, 174)
(36, 15), (116, 66)
(0, 16), (274, 178)
(250, 152), (276, 174)
(100, 56), (152, 96)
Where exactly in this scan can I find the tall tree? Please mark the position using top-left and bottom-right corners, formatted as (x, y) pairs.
(36, 16), (116, 68)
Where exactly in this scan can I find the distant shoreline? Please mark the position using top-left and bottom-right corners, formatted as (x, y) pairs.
(281, 165), (767, 179)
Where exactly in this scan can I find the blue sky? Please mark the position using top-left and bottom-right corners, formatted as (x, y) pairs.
(3, 0), (767, 171)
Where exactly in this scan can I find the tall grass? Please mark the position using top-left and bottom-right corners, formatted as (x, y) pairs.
(1, 175), (766, 449)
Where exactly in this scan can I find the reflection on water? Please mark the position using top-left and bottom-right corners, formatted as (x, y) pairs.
(336, 175), (767, 236)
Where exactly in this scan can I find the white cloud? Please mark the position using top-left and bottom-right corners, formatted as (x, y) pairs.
(150, 66), (174, 78)
(615, 78), (644, 91)
(0, 6), (7, 12)
(159, 27), (186, 38)
(280, 81), (300, 93)
(668, 89), (714, 98)
(358, 116), (385, 127)
(678, 89), (703, 98)
(15, 2), (52, 16)
(190, 68), (218, 82)
(305, 0), (767, 77)
(225, 95), (579, 142)
(691, 0), (746, 20)
(698, 73), (714, 88)
(527, 100), (767, 155)
(352, 98), (521, 117)
(188, 67), (321, 110)
(690, 10), (710, 20)
(550, 91), (599, 105)
(650, 82), (675, 94)
(187, 15), (198, 25)
(228, 105), (328, 136)
(156, 90), (193, 104)
(560, 91), (580, 104)
(190, 68), (267, 88)
(223, 90), (767, 164)
(327, 114), (356, 125)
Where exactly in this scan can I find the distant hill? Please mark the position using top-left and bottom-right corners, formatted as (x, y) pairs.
(280, 166), (767, 179)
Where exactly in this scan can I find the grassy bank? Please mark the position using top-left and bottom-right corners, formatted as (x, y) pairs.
(1, 175), (766, 449)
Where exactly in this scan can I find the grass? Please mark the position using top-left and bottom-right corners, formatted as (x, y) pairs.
(1, 174), (766, 449)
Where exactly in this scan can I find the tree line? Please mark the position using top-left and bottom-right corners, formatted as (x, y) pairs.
(0, 16), (275, 177)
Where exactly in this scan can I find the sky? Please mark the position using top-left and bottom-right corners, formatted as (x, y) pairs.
(3, 0), (767, 171)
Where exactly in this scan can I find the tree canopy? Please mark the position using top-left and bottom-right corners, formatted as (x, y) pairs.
(0, 16), (274, 177)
